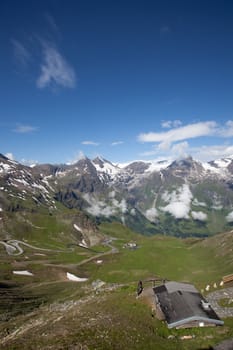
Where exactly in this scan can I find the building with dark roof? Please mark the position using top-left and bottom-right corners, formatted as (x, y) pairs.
(153, 281), (224, 329)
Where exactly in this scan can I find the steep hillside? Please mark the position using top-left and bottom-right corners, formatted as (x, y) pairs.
(1, 153), (233, 237)
(0, 224), (233, 350)
(0, 154), (102, 248)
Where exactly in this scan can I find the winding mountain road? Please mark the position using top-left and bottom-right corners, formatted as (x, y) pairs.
(0, 237), (119, 261)
(0, 239), (67, 256)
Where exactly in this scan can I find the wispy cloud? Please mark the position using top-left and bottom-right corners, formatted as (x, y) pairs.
(139, 143), (188, 160)
(170, 141), (189, 158)
(11, 11), (76, 92)
(13, 124), (38, 133)
(37, 43), (76, 89)
(161, 120), (182, 129)
(5, 152), (14, 160)
(21, 158), (39, 167)
(219, 120), (233, 137)
(11, 39), (31, 67)
(67, 151), (86, 165)
(192, 144), (233, 162)
(139, 120), (233, 162)
(138, 121), (218, 151)
(140, 141), (233, 163)
(44, 13), (59, 35)
(111, 141), (124, 146)
(139, 120), (233, 147)
(84, 193), (128, 218)
(82, 141), (100, 146)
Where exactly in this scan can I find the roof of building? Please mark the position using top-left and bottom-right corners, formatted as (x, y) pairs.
(153, 281), (224, 328)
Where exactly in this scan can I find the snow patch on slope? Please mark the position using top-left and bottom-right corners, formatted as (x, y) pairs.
(212, 157), (233, 168)
(13, 270), (34, 276)
(73, 223), (82, 232)
(145, 159), (172, 173)
(66, 272), (88, 282)
(92, 157), (120, 175)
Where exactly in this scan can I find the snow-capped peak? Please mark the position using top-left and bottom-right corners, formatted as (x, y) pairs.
(201, 155), (233, 178)
(210, 156), (233, 168)
(92, 157), (120, 175)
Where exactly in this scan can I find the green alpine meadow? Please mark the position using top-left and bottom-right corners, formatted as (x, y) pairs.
(0, 153), (233, 349)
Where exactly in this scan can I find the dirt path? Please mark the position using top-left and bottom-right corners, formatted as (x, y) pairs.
(44, 242), (118, 270)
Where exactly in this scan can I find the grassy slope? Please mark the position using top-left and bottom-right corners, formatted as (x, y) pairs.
(0, 222), (233, 349)
(85, 223), (233, 288)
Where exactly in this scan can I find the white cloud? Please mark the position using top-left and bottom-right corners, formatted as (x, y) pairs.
(83, 194), (128, 217)
(218, 120), (233, 138)
(82, 141), (100, 146)
(130, 208), (136, 216)
(161, 184), (193, 219)
(83, 195), (114, 217)
(12, 39), (31, 67)
(192, 198), (207, 207)
(112, 198), (128, 213)
(111, 141), (124, 146)
(162, 201), (190, 219)
(145, 207), (158, 222)
(226, 211), (233, 222)
(191, 211), (207, 221)
(88, 203), (114, 217)
(67, 151), (86, 165)
(161, 120), (182, 129)
(4, 153), (38, 166)
(138, 120), (233, 162)
(192, 144), (233, 162)
(138, 121), (217, 149)
(212, 204), (223, 210)
(21, 158), (39, 167)
(109, 191), (116, 198)
(13, 125), (38, 133)
(5, 153), (14, 160)
(171, 141), (189, 158)
(37, 44), (76, 89)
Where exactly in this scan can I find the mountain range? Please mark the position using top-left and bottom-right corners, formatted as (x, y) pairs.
(1, 152), (233, 241)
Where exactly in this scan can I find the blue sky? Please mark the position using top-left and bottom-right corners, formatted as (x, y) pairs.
(1, 0), (233, 165)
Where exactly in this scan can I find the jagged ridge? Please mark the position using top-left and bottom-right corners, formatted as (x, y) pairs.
(1, 153), (233, 237)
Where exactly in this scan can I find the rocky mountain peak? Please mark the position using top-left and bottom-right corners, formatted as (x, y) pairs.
(209, 155), (233, 172)
(92, 156), (106, 167)
(166, 156), (204, 179)
(124, 161), (151, 174)
(92, 157), (120, 176)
